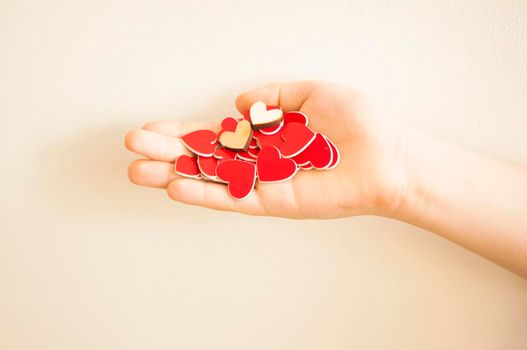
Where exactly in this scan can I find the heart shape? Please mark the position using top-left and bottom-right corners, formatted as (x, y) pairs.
(283, 111), (308, 126)
(278, 122), (316, 158)
(197, 155), (219, 180)
(181, 129), (218, 156)
(249, 101), (283, 129)
(175, 155), (200, 178)
(256, 131), (283, 149)
(243, 105), (279, 121)
(257, 147), (298, 183)
(219, 119), (253, 151)
(216, 159), (257, 200)
(236, 151), (257, 162)
(248, 138), (258, 149)
(220, 117), (238, 134)
(326, 137), (340, 170)
(247, 147), (260, 158)
(174, 107), (340, 200)
(213, 147), (236, 160)
(259, 120), (283, 135)
(292, 133), (332, 169)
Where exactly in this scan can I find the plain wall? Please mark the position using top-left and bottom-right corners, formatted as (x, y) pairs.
(1, 0), (527, 349)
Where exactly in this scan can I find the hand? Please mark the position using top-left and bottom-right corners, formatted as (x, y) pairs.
(125, 81), (409, 219)
(125, 81), (527, 276)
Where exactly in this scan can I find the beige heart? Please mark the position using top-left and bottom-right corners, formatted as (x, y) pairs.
(249, 101), (283, 129)
(219, 120), (253, 151)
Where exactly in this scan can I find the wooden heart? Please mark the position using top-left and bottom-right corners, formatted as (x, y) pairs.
(219, 120), (253, 151)
(249, 101), (283, 129)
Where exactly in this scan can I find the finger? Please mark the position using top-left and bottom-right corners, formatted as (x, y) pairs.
(124, 128), (188, 161)
(128, 159), (179, 188)
(235, 80), (323, 114)
(167, 178), (264, 216)
(142, 120), (219, 137)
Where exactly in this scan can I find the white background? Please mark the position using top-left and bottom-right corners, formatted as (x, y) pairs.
(1, 0), (527, 349)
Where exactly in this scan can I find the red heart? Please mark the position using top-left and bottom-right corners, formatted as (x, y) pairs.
(247, 147), (260, 158)
(256, 131), (283, 149)
(292, 133), (332, 169)
(251, 107), (298, 135)
(181, 130), (218, 156)
(259, 120), (283, 135)
(216, 159), (257, 200)
(197, 155), (219, 180)
(213, 147), (236, 160)
(221, 117), (238, 132)
(326, 137), (340, 169)
(284, 111), (308, 126)
(257, 147), (298, 183)
(279, 122), (316, 158)
(236, 151), (257, 162)
(175, 155), (200, 178)
(248, 138), (258, 149)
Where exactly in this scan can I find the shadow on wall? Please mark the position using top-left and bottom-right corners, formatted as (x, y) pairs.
(35, 122), (174, 220)
(36, 90), (245, 218)
(35, 93), (237, 222)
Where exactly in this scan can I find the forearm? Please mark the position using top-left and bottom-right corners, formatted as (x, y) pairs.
(395, 127), (527, 277)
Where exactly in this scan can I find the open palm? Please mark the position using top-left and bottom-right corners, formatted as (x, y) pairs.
(125, 81), (408, 219)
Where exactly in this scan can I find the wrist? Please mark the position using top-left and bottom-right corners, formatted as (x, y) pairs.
(388, 125), (464, 228)
(384, 126), (439, 223)
(356, 125), (424, 219)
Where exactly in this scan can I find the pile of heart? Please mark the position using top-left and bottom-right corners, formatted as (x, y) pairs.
(175, 101), (340, 200)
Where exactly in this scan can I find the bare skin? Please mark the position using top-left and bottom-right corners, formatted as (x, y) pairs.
(125, 81), (527, 278)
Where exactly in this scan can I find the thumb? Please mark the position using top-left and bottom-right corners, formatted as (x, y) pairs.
(235, 80), (323, 115)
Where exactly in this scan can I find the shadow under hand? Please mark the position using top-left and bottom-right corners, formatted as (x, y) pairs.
(36, 122), (203, 223)
(35, 90), (268, 226)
